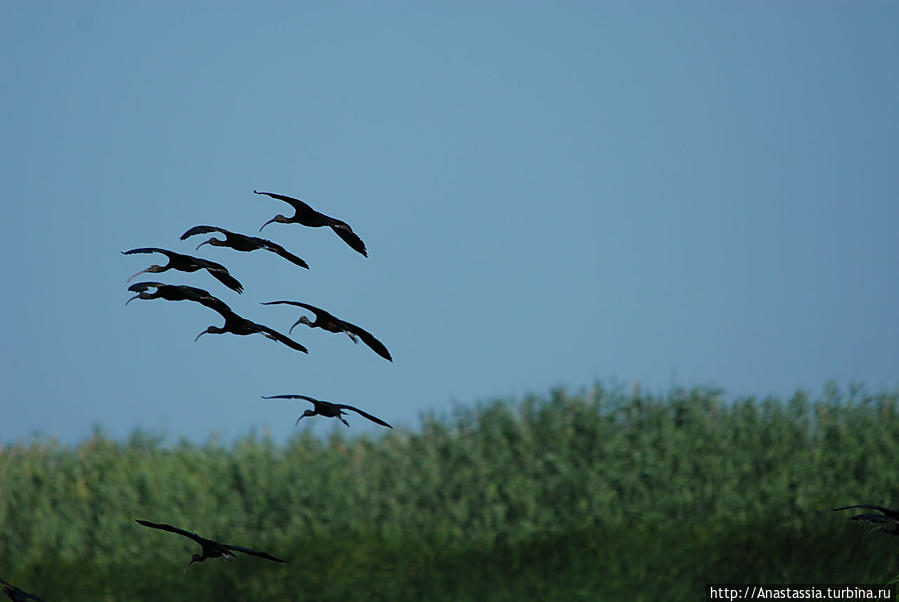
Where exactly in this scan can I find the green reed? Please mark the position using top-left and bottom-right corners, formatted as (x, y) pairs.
(2, 383), (898, 600)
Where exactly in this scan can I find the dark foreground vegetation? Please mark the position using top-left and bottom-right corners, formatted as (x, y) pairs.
(3, 384), (899, 601)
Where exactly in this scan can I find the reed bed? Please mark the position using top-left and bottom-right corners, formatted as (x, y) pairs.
(2, 384), (898, 600)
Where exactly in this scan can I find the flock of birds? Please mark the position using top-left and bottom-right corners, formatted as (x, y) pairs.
(2, 192), (898, 599)
(125, 190), (395, 427)
(0, 190), (397, 601)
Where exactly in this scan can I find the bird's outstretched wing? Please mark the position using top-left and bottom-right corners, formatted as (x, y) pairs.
(127, 281), (170, 293)
(262, 394), (319, 404)
(262, 300), (325, 318)
(833, 505), (899, 521)
(848, 513), (896, 524)
(201, 263), (244, 294)
(337, 404), (393, 429)
(180, 225), (229, 240)
(122, 247), (176, 258)
(136, 520), (207, 545)
(342, 322), (392, 361)
(222, 544), (289, 563)
(330, 224), (367, 257)
(257, 239), (310, 269)
(195, 295), (234, 319)
(253, 190), (316, 214)
(0, 577), (47, 602)
(256, 325), (309, 353)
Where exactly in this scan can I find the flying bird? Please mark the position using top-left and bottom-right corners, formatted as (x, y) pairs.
(254, 190), (367, 257)
(127, 282), (308, 352)
(180, 225), (309, 270)
(833, 504), (899, 535)
(125, 282), (229, 312)
(135, 520), (288, 572)
(0, 577), (46, 602)
(262, 394), (392, 428)
(123, 247), (244, 293)
(262, 300), (392, 361)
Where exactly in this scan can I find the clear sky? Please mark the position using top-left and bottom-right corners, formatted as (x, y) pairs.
(2, 2), (897, 445)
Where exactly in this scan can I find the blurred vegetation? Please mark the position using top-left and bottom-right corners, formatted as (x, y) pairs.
(3, 384), (899, 601)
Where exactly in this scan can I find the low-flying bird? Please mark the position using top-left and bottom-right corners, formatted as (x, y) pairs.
(262, 300), (392, 361)
(833, 504), (899, 535)
(127, 282), (308, 352)
(180, 225), (309, 270)
(135, 520), (288, 572)
(123, 247), (244, 293)
(262, 394), (392, 428)
(0, 577), (46, 602)
(254, 190), (367, 257)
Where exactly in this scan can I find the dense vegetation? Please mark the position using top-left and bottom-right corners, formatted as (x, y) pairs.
(3, 384), (899, 601)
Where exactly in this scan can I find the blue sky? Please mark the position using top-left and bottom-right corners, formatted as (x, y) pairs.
(2, 2), (897, 445)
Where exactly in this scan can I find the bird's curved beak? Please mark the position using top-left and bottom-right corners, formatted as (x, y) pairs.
(288, 318), (303, 335)
(194, 329), (208, 342)
(184, 559), (194, 573)
(127, 267), (150, 282)
(259, 217), (277, 232)
(125, 294), (141, 306)
(295, 414), (305, 426)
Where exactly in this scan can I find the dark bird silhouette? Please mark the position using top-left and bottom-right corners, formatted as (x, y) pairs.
(0, 577), (46, 602)
(123, 247), (244, 293)
(180, 225), (309, 270)
(125, 282), (229, 312)
(135, 520), (288, 572)
(254, 190), (367, 257)
(127, 282), (308, 352)
(833, 504), (899, 535)
(263, 394), (392, 428)
(262, 300), (391, 361)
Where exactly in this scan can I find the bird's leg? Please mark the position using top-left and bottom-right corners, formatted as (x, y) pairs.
(339, 414), (350, 427)
(344, 331), (359, 344)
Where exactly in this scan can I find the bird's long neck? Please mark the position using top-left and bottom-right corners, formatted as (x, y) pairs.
(127, 265), (165, 282)
(125, 292), (155, 305)
(296, 409), (318, 425)
(289, 315), (313, 334)
(196, 237), (224, 250)
(185, 552), (207, 572)
(259, 215), (289, 231)
(195, 325), (226, 341)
